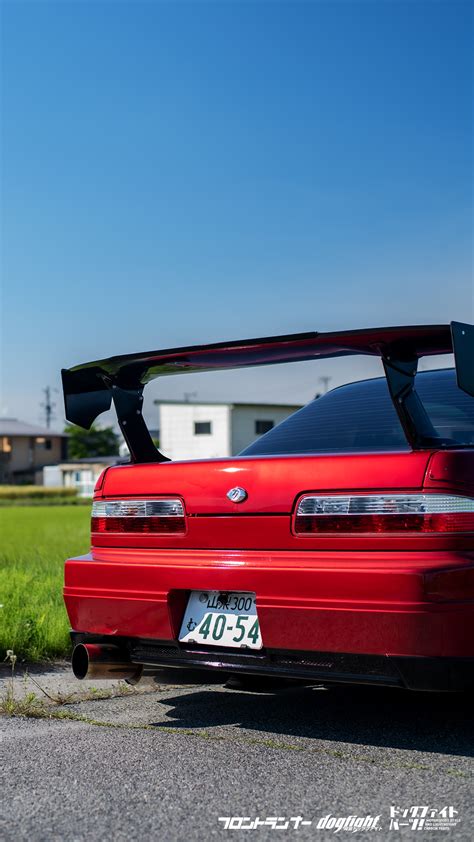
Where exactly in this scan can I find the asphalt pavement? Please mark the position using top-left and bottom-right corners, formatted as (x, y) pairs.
(1, 668), (472, 841)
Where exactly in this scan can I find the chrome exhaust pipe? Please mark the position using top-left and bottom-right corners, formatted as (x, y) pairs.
(71, 643), (143, 684)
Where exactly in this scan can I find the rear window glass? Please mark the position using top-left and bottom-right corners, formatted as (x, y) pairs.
(240, 369), (474, 456)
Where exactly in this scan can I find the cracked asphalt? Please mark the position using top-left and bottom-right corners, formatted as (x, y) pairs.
(1, 668), (473, 841)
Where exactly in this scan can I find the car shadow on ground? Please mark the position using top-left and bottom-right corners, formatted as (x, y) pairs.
(150, 682), (474, 757)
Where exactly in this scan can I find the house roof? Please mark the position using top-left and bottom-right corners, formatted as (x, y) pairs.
(0, 418), (68, 437)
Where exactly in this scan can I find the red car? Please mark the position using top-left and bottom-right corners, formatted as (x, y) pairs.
(62, 323), (474, 692)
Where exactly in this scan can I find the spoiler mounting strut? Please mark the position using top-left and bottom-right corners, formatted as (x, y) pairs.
(382, 356), (440, 448)
(106, 381), (169, 463)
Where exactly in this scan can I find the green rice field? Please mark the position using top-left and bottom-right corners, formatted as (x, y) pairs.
(0, 506), (90, 661)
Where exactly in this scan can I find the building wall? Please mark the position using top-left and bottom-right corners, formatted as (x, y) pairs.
(43, 466), (62, 487)
(62, 467), (97, 497)
(0, 435), (65, 482)
(159, 404), (231, 460)
(44, 462), (108, 496)
(33, 437), (65, 469)
(231, 405), (301, 455)
(157, 403), (302, 460)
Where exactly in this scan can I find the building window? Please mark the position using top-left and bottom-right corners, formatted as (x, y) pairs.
(194, 421), (212, 435)
(0, 436), (12, 453)
(35, 437), (52, 450)
(255, 420), (274, 435)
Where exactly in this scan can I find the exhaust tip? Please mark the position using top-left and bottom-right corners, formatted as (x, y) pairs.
(71, 643), (143, 684)
(72, 643), (90, 680)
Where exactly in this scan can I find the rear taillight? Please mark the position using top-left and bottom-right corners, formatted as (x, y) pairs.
(92, 498), (186, 534)
(294, 494), (474, 534)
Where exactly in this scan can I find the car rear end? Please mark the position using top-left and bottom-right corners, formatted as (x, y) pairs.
(64, 369), (474, 692)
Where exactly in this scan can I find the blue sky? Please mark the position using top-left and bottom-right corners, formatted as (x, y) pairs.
(1, 0), (472, 429)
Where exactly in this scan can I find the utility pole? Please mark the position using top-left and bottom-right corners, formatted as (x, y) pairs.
(318, 376), (332, 395)
(41, 386), (56, 429)
(183, 391), (198, 403)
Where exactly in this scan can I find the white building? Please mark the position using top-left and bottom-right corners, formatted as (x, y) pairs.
(154, 401), (302, 461)
(43, 456), (120, 497)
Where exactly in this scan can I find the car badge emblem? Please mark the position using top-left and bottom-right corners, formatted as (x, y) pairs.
(227, 486), (248, 503)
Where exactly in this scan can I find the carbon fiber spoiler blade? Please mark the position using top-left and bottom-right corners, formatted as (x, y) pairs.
(61, 322), (472, 462)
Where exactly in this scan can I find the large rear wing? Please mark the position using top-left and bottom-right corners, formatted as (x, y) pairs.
(62, 322), (474, 462)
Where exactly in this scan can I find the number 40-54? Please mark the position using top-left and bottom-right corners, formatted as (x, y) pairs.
(199, 614), (259, 644)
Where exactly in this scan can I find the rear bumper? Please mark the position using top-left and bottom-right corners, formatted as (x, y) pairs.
(70, 632), (474, 692)
(64, 548), (474, 686)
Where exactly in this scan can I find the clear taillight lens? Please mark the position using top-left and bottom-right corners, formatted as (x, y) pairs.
(92, 498), (185, 534)
(294, 494), (474, 534)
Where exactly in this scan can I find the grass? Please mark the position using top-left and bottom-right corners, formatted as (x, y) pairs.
(0, 505), (90, 661)
(0, 497), (91, 507)
(0, 650), (139, 716)
(0, 485), (78, 499)
(0, 486), (91, 506)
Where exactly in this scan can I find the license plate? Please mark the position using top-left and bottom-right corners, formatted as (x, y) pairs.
(179, 591), (262, 650)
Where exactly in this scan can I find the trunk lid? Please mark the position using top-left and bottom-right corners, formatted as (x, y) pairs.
(100, 451), (432, 514)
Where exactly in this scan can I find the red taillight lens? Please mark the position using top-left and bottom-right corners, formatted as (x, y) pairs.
(94, 469), (108, 493)
(91, 499), (186, 534)
(294, 494), (474, 534)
